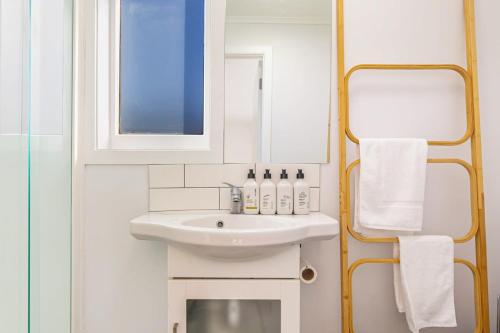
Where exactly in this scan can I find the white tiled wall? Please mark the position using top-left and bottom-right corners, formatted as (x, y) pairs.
(185, 163), (253, 187)
(149, 165), (185, 188)
(148, 163), (322, 212)
(150, 188), (219, 211)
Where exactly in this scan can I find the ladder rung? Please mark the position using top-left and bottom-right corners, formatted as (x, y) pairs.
(347, 258), (482, 333)
(343, 63), (474, 146)
(344, 158), (479, 244)
(345, 64), (470, 81)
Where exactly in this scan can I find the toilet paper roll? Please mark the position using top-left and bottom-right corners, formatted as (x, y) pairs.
(300, 265), (317, 284)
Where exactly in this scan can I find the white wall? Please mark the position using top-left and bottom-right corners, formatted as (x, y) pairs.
(79, 1), (500, 332)
(226, 22), (331, 163)
(83, 166), (168, 333)
(310, 1), (500, 332)
(476, 0), (500, 330)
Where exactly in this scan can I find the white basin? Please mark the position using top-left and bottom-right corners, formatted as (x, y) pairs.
(130, 212), (339, 258)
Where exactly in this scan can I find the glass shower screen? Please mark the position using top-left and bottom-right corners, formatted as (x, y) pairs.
(0, 0), (72, 332)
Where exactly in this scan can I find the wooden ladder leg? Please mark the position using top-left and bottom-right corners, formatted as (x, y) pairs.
(337, 0), (351, 331)
(464, 0), (491, 332)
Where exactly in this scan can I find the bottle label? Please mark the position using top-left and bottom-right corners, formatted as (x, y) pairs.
(279, 195), (292, 209)
(297, 191), (309, 209)
(244, 189), (258, 210)
(262, 194), (274, 210)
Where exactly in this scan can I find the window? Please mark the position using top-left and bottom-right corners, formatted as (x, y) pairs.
(119, 0), (205, 135)
(84, 0), (223, 164)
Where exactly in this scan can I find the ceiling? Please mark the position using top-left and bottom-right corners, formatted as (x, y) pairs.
(226, 0), (332, 21)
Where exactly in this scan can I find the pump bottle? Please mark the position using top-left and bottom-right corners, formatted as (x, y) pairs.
(277, 169), (293, 215)
(243, 169), (259, 214)
(293, 169), (310, 215)
(260, 169), (276, 215)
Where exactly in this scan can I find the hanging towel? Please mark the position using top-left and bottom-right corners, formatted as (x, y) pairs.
(397, 236), (457, 333)
(351, 138), (457, 331)
(354, 138), (428, 233)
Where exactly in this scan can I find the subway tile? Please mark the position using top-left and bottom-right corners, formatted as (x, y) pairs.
(149, 165), (184, 188)
(185, 163), (254, 188)
(256, 164), (320, 187)
(149, 188), (219, 211)
(219, 187), (231, 210)
(310, 187), (320, 212)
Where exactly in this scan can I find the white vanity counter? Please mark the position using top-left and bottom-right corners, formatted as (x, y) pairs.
(130, 211), (338, 258)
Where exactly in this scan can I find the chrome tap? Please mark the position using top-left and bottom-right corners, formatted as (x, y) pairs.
(223, 182), (242, 214)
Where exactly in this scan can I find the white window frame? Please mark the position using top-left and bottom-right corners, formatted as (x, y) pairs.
(76, 0), (224, 164)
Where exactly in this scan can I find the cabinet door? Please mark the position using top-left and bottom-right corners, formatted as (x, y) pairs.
(168, 280), (188, 333)
(168, 279), (300, 333)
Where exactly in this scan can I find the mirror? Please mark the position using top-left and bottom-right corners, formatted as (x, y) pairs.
(224, 0), (332, 164)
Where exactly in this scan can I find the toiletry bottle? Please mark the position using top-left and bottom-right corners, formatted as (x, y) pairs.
(294, 169), (310, 215)
(243, 169), (259, 215)
(260, 169), (276, 215)
(277, 169), (293, 215)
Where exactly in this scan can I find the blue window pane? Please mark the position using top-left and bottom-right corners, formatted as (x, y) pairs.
(120, 0), (204, 135)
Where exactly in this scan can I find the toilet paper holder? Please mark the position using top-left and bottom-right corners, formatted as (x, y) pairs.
(300, 258), (317, 284)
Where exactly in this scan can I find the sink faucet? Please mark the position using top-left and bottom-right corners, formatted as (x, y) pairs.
(223, 182), (242, 214)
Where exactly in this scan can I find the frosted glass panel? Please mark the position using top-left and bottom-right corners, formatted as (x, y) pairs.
(187, 300), (281, 333)
(0, 1), (29, 332)
(120, 0), (205, 134)
(29, 0), (73, 332)
(0, 1), (72, 332)
(0, 1), (27, 134)
(0, 136), (28, 333)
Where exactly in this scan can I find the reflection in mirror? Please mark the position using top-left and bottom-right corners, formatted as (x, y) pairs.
(225, 0), (332, 164)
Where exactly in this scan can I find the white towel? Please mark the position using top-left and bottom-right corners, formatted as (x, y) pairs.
(352, 138), (456, 331)
(354, 138), (428, 233)
(397, 236), (457, 333)
(353, 138), (427, 312)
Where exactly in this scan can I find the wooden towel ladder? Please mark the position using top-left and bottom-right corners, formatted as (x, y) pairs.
(336, 1), (490, 332)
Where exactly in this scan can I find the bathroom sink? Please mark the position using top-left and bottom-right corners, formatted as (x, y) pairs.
(130, 212), (339, 258)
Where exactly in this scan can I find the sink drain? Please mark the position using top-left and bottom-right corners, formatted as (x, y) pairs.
(216, 220), (224, 229)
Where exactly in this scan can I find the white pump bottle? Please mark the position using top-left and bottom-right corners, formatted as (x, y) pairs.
(293, 169), (310, 215)
(243, 169), (259, 214)
(260, 169), (276, 215)
(277, 169), (293, 215)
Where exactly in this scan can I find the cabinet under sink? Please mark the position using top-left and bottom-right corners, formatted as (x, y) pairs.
(130, 212), (338, 333)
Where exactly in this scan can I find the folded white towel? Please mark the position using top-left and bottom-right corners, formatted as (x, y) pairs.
(397, 236), (457, 333)
(354, 138), (428, 233)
